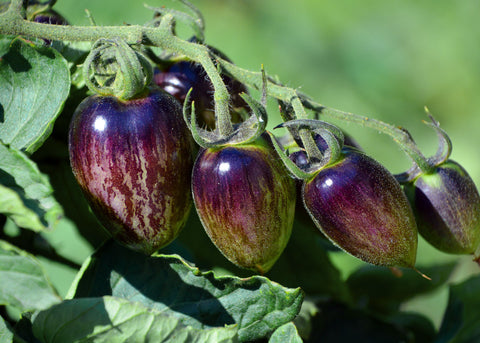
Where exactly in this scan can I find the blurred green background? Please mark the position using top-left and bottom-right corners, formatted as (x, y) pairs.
(45, 0), (480, 328)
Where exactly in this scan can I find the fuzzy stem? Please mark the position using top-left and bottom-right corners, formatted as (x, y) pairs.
(218, 57), (433, 172)
(0, 9), (234, 136)
(0, 2), (436, 159)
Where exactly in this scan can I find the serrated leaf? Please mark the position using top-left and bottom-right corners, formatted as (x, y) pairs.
(435, 274), (480, 343)
(0, 316), (14, 343)
(0, 37), (70, 153)
(0, 240), (61, 311)
(70, 241), (304, 342)
(0, 143), (63, 231)
(32, 296), (238, 343)
(346, 262), (457, 313)
(269, 322), (302, 343)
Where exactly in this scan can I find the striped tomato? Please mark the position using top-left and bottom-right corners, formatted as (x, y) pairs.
(191, 135), (296, 274)
(68, 88), (194, 254)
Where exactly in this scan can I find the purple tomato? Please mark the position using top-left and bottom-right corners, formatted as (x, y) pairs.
(68, 88), (194, 254)
(303, 148), (418, 267)
(404, 160), (480, 254)
(191, 135), (296, 273)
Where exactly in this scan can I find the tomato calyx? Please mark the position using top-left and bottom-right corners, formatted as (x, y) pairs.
(395, 112), (452, 184)
(83, 38), (153, 101)
(269, 119), (346, 181)
(26, 0), (63, 22)
(183, 67), (269, 148)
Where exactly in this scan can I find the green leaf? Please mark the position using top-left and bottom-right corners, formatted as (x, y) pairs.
(0, 240), (61, 311)
(269, 322), (303, 343)
(388, 312), (436, 343)
(0, 143), (63, 231)
(51, 40), (90, 89)
(435, 274), (480, 343)
(12, 316), (41, 343)
(292, 298), (318, 340)
(0, 36), (14, 57)
(267, 219), (349, 300)
(0, 37), (70, 153)
(0, 316), (14, 343)
(70, 241), (304, 342)
(0, 183), (46, 232)
(32, 296), (238, 343)
(307, 299), (411, 343)
(346, 262), (457, 313)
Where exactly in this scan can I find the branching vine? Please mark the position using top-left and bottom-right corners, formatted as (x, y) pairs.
(0, 0), (445, 175)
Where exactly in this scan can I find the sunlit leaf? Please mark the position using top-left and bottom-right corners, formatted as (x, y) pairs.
(0, 37), (70, 153)
(269, 322), (302, 343)
(0, 316), (14, 343)
(0, 240), (60, 311)
(70, 241), (304, 342)
(32, 296), (239, 343)
(0, 143), (63, 231)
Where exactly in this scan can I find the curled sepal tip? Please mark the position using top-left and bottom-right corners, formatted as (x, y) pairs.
(183, 90), (268, 148)
(267, 131), (311, 180)
(423, 108), (452, 167)
(146, 0), (205, 42)
(396, 109), (452, 183)
(276, 119), (344, 171)
(83, 38), (153, 100)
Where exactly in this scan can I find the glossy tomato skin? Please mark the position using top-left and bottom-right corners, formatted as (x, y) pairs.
(68, 88), (194, 254)
(303, 148), (418, 267)
(32, 8), (68, 45)
(154, 61), (247, 129)
(404, 160), (480, 254)
(289, 134), (361, 237)
(192, 135), (296, 274)
(33, 11), (68, 25)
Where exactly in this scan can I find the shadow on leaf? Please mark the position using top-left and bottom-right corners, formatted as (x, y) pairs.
(72, 240), (236, 328)
(2, 44), (31, 72)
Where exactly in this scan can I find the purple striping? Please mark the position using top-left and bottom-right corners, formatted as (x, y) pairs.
(192, 137), (296, 273)
(69, 89), (193, 254)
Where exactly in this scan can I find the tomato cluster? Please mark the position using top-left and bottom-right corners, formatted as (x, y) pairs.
(68, 49), (480, 275)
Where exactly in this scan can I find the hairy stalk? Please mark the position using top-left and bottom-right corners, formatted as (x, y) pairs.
(217, 57), (433, 172)
(0, 0), (431, 165)
(0, 2), (233, 136)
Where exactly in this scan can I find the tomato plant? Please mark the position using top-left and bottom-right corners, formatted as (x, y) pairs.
(1, 0), (480, 342)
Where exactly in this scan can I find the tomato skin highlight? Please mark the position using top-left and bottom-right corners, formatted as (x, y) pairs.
(303, 149), (418, 267)
(404, 160), (480, 254)
(192, 136), (296, 273)
(154, 61), (248, 129)
(68, 89), (194, 254)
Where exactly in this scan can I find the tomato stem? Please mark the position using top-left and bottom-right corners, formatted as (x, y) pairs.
(0, 2), (234, 137)
(0, 0), (448, 165)
(217, 57), (435, 173)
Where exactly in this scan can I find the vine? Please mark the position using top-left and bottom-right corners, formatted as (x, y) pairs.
(0, 0), (442, 173)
